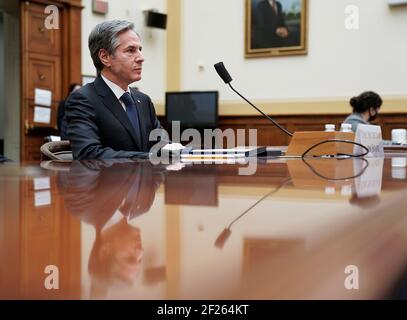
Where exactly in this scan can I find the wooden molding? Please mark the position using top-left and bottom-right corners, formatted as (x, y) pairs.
(166, 0), (182, 91)
(154, 96), (407, 117)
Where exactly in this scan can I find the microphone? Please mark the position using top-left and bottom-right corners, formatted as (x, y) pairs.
(214, 62), (232, 84)
(214, 62), (293, 137)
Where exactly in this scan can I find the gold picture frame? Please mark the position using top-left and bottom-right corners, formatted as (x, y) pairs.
(245, 0), (308, 58)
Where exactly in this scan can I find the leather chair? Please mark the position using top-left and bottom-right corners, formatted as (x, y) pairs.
(40, 140), (73, 161)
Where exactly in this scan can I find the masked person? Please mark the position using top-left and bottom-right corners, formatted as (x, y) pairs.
(343, 91), (383, 132)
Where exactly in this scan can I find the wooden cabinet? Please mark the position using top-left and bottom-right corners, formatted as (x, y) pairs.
(26, 53), (62, 99)
(20, 0), (82, 161)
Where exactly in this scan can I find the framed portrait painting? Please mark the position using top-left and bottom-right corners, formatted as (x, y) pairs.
(245, 0), (308, 58)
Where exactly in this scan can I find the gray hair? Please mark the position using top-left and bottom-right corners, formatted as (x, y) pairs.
(88, 20), (136, 73)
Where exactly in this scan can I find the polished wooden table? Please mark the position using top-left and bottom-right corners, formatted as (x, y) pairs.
(1, 156), (407, 299)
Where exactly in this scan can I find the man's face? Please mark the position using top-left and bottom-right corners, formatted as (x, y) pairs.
(107, 30), (144, 85)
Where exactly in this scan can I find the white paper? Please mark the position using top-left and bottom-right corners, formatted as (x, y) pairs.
(33, 177), (51, 190)
(34, 88), (52, 106)
(49, 135), (61, 142)
(354, 124), (384, 157)
(33, 106), (51, 124)
(162, 143), (185, 151)
(34, 190), (51, 207)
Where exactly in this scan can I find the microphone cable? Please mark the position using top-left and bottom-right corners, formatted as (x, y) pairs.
(214, 61), (293, 137)
(301, 139), (370, 158)
(301, 157), (370, 182)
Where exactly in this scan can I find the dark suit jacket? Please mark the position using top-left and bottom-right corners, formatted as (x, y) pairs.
(57, 99), (65, 135)
(65, 75), (162, 160)
(57, 99), (70, 140)
(252, 0), (287, 49)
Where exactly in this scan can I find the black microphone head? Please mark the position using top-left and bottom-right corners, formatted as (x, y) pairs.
(214, 62), (233, 84)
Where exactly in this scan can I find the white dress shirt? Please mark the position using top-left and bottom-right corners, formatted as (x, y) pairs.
(100, 74), (130, 112)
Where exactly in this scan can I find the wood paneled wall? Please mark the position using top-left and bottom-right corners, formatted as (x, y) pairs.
(159, 114), (407, 146)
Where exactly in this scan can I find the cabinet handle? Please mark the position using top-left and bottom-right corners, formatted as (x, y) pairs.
(38, 73), (45, 80)
(38, 26), (45, 33)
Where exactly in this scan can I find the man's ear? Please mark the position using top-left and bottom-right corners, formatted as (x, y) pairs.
(98, 48), (111, 68)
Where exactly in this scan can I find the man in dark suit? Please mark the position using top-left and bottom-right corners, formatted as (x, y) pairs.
(65, 20), (163, 160)
(252, 0), (289, 49)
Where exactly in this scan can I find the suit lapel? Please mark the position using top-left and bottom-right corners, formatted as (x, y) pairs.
(130, 89), (148, 152)
(94, 76), (142, 150)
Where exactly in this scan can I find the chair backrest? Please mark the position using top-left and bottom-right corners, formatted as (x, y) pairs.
(40, 140), (73, 161)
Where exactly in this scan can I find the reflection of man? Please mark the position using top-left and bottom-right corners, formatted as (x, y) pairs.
(252, 0), (289, 49)
(58, 160), (165, 298)
(89, 218), (143, 298)
(65, 20), (162, 159)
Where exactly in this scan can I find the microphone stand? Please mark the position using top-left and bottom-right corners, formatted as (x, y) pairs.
(228, 83), (293, 137)
(214, 178), (292, 248)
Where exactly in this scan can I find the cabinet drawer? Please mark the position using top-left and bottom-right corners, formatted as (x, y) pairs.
(25, 53), (62, 101)
(23, 1), (61, 55)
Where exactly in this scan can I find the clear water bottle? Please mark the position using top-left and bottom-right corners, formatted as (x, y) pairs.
(324, 124), (335, 132)
(340, 123), (352, 133)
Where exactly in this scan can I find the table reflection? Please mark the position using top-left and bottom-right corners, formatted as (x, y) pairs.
(1, 157), (407, 299)
(57, 160), (166, 298)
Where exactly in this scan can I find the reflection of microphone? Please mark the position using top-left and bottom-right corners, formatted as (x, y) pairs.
(214, 228), (232, 249)
(214, 62), (293, 137)
(214, 179), (291, 249)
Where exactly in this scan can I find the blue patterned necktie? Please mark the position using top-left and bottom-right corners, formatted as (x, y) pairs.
(121, 92), (142, 144)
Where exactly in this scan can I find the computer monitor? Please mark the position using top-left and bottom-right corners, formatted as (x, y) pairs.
(165, 91), (219, 128)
